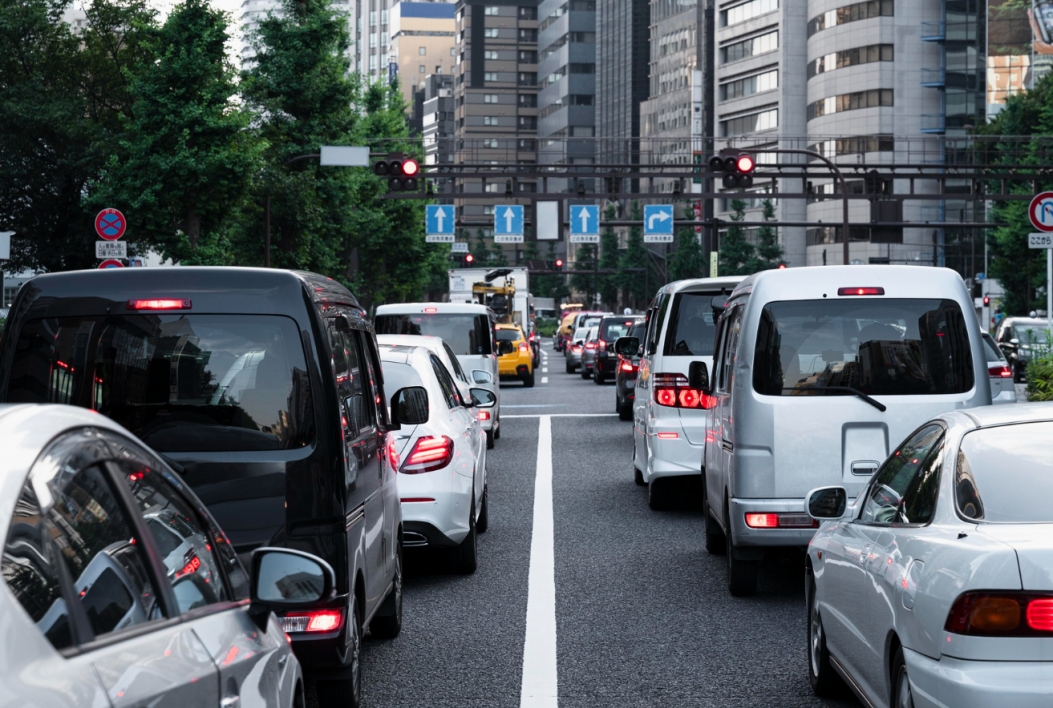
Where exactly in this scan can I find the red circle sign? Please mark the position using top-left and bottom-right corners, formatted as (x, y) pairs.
(95, 208), (126, 241)
(98, 259), (124, 269)
(1029, 192), (1053, 232)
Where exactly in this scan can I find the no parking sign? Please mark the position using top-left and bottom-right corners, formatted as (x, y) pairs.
(95, 209), (126, 241)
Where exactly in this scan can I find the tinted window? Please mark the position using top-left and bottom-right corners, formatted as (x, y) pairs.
(333, 328), (373, 435)
(600, 318), (637, 343)
(431, 356), (462, 408)
(380, 361), (424, 396)
(495, 329), (521, 342)
(663, 293), (719, 356)
(955, 421), (1053, 522)
(981, 335), (1005, 362)
(718, 306), (743, 393)
(8, 315), (313, 452)
(648, 295), (670, 354)
(3, 481), (73, 650)
(442, 343), (469, 382)
(753, 299), (974, 397)
(375, 313), (493, 355)
(118, 466), (228, 612)
(860, 425), (944, 525)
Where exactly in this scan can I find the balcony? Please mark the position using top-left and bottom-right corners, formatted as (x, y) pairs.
(920, 21), (945, 41)
(920, 114), (945, 134)
(920, 67), (945, 88)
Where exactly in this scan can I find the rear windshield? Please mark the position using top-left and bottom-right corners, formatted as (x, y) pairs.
(753, 298), (974, 397)
(6, 315), (313, 452)
(956, 422), (1053, 523)
(600, 318), (637, 343)
(495, 329), (520, 342)
(982, 336), (1005, 362)
(380, 361), (424, 394)
(662, 292), (719, 357)
(374, 314), (493, 356)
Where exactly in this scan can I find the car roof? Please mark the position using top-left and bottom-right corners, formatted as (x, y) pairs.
(943, 403), (1053, 431)
(656, 276), (746, 297)
(729, 265), (967, 303)
(378, 343), (434, 368)
(495, 323), (521, 331)
(1004, 318), (1050, 329)
(375, 302), (491, 315)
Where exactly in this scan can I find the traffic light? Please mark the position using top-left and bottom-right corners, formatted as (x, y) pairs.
(555, 258), (564, 269)
(374, 153), (420, 192)
(709, 150), (755, 189)
(983, 295), (991, 307)
(465, 253), (475, 265)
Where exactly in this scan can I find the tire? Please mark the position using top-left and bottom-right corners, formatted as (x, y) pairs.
(315, 601), (362, 708)
(703, 483), (726, 555)
(618, 396), (633, 421)
(294, 681), (306, 708)
(453, 501), (478, 574)
(486, 429), (494, 450)
(648, 477), (673, 510)
(634, 467), (644, 486)
(565, 361), (573, 374)
(725, 500), (759, 596)
(494, 419), (501, 440)
(891, 646), (914, 708)
(594, 370), (605, 384)
(522, 370), (535, 387)
(476, 485), (489, 533)
(580, 366), (590, 379)
(370, 540), (403, 639)
(807, 571), (841, 696)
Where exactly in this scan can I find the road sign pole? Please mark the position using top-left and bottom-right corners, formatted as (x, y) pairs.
(1048, 247), (1051, 333)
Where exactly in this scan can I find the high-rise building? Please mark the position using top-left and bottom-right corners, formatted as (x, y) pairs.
(390, 2), (458, 108)
(453, 0), (540, 243)
(536, 0), (596, 192)
(596, 0), (651, 166)
(421, 73), (456, 169)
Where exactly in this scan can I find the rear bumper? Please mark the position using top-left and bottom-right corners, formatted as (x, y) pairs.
(398, 477), (471, 545)
(904, 647), (1053, 708)
(729, 498), (817, 547)
(645, 425), (704, 481)
(595, 357), (617, 375)
(992, 388), (1018, 404)
(403, 520), (459, 548)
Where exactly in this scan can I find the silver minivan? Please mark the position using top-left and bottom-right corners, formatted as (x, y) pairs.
(699, 266), (991, 596)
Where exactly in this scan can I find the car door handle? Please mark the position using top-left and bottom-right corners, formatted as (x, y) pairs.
(859, 545), (870, 565)
(220, 697), (240, 708)
(278, 655), (289, 670)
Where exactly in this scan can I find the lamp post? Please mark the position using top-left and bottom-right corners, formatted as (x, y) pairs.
(264, 146), (370, 267)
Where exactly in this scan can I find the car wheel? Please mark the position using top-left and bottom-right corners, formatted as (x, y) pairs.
(702, 483), (726, 555)
(580, 366), (590, 379)
(648, 477), (674, 510)
(565, 361), (573, 374)
(486, 429), (494, 450)
(522, 370), (535, 387)
(594, 371), (605, 384)
(370, 540), (403, 639)
(494, 418), (501, 440)
(615, 391), (621, 413)
(634, 467), (644, 486)
(618, 396), (633, 421)
(476, 485), (489, 533)
(453, 500), (478, 574)
(725, 500), (758, 596)
(315, 601), (362, 708)
(294, 680), (306, 708)
(807, 571), (841, 696)
(891, 646), (913, 708)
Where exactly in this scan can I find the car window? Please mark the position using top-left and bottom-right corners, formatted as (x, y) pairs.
(431, 355), (461, 409)
(117, 466), (229, 613)
(375, 313), (494, 356)
(600, 318), (636, 343)
(355, 331), (382, 430)
(333, 327), (373, 436)
(718, 306), (742, 393)
(495, 329), (520, 342)
(859, 424), (945, 525)
(573, 328), (590, 341)
(662, 292), (719, 357)
(981, 334), (1005, 362)
(442, 343), (469, 382)
(954, 421), (1053, 523)
(586, 327), (599, 342)
(648, 295), (670, 355)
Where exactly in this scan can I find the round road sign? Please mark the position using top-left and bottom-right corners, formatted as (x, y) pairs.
(95, 208), (126, 240)
(1029, 192), (1053, 232)
(98, 259), (124, 269)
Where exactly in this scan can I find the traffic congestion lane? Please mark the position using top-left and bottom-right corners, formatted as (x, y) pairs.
(345, 346), (856, 707)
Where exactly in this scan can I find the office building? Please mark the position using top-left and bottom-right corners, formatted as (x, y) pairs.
(596, 0), (651, 166)
(390, 2), (458, 108)
(421, 73), (456, 169)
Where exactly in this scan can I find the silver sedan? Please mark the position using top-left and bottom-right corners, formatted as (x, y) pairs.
(564, 326), (591, 373)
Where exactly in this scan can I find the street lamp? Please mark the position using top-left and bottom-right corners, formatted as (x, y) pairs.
(264, 146), (370, 268)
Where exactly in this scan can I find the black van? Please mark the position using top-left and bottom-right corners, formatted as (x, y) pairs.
(0, 267), (410, 707)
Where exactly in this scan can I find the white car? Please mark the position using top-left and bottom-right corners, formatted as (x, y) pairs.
(379, 344), (493, 573)
(0, 403), (312, 707)
(805, 404), (1053, 708)
(982, 331), (1017, 404)
(377, 333), (499, 448)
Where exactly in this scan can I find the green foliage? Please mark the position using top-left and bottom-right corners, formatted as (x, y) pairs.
(719, 199), (756, 276)
(534, 317), (559, 337)
(1027, 358), (1053, 401)
(618, 202), (653, 309)
(749, 198), (783, 271)
(669, 205), (705, 281)
(571, 243), (597, 303)
(534, 241), (569, 300)
(599, 204), (620, 308)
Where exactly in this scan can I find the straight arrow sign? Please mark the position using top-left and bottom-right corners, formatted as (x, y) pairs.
(578, 207), (591, 234)
(504, 207), (516, 234)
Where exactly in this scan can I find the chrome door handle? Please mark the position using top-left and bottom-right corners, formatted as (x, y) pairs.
(859, 545), (870, 565)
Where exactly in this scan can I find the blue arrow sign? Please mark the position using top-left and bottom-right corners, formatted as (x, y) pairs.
(644, 205), (675, 236)
(426, 205), (454, 235)
(570, 205), (599, 236)
(494, 205), (524, 236)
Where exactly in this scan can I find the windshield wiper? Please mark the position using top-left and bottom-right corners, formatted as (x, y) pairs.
(781, 386), (887, 412)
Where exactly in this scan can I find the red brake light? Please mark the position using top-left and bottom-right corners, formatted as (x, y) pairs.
(836, 287), (885, 297)
(656, 432), (678, 439)
(989, 365), (1013, 378)
(744, 512), (817, 529)
(424, 307), (438, 313)
(401, 435), (454, 474)
(945, 592), (1053, 636)
(745, 513), (779, 528)
(655, 388), (677, 407)
(386, 434), (399, 473)
(283, 609), (344, 633)
(477, 410), (491, 421)
(619, 359), (636, 373)
(1027, 599), (1053, 631)
(518, 342), (529, 352)
(127, 298), (192, 311)
(653, 373), (717, 410)
(584, 341), (596, 350)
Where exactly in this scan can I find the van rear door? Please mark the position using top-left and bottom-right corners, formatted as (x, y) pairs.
(658, 289), (722, 445)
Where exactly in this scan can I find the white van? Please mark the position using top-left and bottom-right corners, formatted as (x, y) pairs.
(374, 303), (501, 445)
(699, 266), (991, 596)
(629, 277), (746, 510)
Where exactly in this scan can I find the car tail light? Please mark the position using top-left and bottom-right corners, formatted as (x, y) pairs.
(656, 432), (679, 439)
(598, 339), (607, 352)
(281, 609), (344, 634)
(745, 512), (819, 529)
(518, 342), (530, 352)
(945, 592), (1053, 636)
(653, 373), (717, 410)
(584, 341), (597, 350)
(386, 433), (399, 473)
(572, 345), (583, 353)
(989, 365), (1013, 378)
(127, 298), (192, 311)
(424, 307), (438, 313)
(619, 359), (637, 373)
(477, 410), (491, 421)
(837, 287), (885, 297)
(401, 435), (453, 473)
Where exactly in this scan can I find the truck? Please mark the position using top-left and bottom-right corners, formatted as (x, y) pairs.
(448, 267), (531, 329)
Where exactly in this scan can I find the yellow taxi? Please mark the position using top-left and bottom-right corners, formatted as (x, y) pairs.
(495, 324), (534, 387)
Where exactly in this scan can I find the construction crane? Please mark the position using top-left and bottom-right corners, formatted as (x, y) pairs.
(472, 269), (518, 325)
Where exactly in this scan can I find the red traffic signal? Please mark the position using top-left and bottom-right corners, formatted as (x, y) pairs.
(466, 253), (475, 264)
(374, 153), (420, 192)
(736, 155), (755, 174)
(983, 295), (991, 306)
(402, 158), (419, 177)
(710, 151), (755, 190)
(555, 258), (564, 269)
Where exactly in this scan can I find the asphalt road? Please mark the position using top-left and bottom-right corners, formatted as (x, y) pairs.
(345, 343), (859, 707)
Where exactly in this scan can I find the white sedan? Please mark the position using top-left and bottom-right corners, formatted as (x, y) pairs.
(379, 343), (494, 573)
(805, 403), (1053, 708)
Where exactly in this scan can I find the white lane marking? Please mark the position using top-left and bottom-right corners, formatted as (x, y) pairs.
(505, 413), (618, 418)
(542, 376), (549, 384)
(521, 415), (557, 708)
(542, 368), (548, 373)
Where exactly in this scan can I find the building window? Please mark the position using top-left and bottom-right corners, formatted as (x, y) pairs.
(484, 139), (499, 148)
(485, 28), (499, 38)
(518, 72), (537, 85)
(420, 65), (426, 73)
(484, 116), (498, 126)
(518, 94), (537, 107)
(721, 0), (778, 27)
(484, 94), (499, 103)
(369, 55), (377, 70)
(380, 9), (387, 24)
(808, 44), (893, 78)
(369, 10), (376, 26)
(720, 69), (778, 101)
(721, 107), (778, 136)
(721, 31), (778, 64)
(419, 47), (427, 56)
(485, 50), (499, 60)
(808, 89), (894, 119)
(808, 0), (894, 36)
(451, 47), (457, 56)
(807, 135), (894, 158)
(485, 72), (498, 81)
(518, 6), (537, 19)
(485, 6), (499, 15)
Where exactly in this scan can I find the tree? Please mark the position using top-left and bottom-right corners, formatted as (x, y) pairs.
(669, 205), (706, 281)
(470, 229), (491, 265)
(599, 204), (620, 308)
(619, 202), (651, 309)
(749, 198), (783, 271)
(571, 243), (598, 304)
(534, 241), (568, 301)
(719, 198), (755, 276)
(94, 0), (261, 264)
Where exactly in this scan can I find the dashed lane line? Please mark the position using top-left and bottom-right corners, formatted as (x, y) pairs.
(504, 413), (618, 419)
(542, 377), (549, 384)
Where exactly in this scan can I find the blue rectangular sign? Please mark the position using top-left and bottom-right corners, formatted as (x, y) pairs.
(494, 205), (525, 236)
(644, 205), (675, 236)
(570, 205), (599, 236)
(426, 205), (454, 236)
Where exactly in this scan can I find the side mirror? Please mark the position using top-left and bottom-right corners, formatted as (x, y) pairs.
(806, 486), (848, 520)
(711, 294), (729, 319)
(470, 387), (497, 408)
(392, 386), (429, 426)
(688, 361), (709, 392)
(498, 341), (515, 356)
(615, 336), (640, 357)
(472, 369), (493, 384)
(249, 547), (336, 629)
